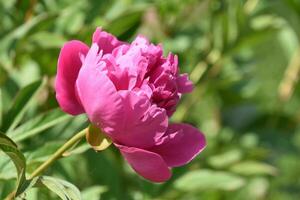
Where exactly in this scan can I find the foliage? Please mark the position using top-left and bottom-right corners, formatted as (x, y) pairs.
(1, 0), (300, 199)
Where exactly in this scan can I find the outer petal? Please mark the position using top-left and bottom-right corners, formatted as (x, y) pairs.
(92, 27), (123, 54)
(75, 47), (123, 133)
(115, 144), (171, 182)
(112, 91), (168, 148)
(55, 40), (89, 115)
(176, 73), (194, 93)
(152, 123), (206, 167)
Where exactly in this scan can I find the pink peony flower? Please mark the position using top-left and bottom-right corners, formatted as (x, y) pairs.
(55, 28), (206, 182)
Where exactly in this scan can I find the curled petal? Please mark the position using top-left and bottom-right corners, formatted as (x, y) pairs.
(165, 53), (179, 75)
(92, 27), (123, 54)
(176, 74), (194, 93)
(115, 144), (171, 182)
(55, 40), (89, 115)
(152, 123), (206, 167)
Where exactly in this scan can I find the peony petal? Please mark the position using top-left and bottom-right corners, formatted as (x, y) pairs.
(115, 143), (171, 182)
(75, 47), (123, 133)
(55, 40), (89, 115)
(112, 91), (168, 148)
(176, 73), (194, 93)
(92, 27), (123, 54)
(152, 123), (206, 167)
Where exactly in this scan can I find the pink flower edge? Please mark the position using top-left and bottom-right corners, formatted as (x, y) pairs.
(115, 123), (206, 182)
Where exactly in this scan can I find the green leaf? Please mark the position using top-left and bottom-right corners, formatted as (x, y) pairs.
(39, 176), (82, 200)
(8, 108), (71, 142)
(230, 161), (278, 176)
(0, 13), (52, 55)
(86, 124), (112, 151)
(82, 186), (107, 200)
(15, 176), (40, 197)
(0, 89), (2, 128)
(0, 156), (17, 180)
(0, 132), (26, 176)
(29, 32), (67, 49)
(0, 132), (28, 197)
(246, 177), (269, 199)
(174, 169), (245, 191)
(2, 78), (46, 132)
(105, 8), (144, 37)
(208, 149), (242, 168)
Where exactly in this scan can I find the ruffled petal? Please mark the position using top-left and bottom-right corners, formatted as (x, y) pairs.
(115, 144), (171, 182)
(75, 45), (123, 133)
(112, 91), (168, 148)
(176, 74), (194, 93)
(55, 40), (89, 115)
(92, 27), (123, 54)
(152, 123), (206, 167)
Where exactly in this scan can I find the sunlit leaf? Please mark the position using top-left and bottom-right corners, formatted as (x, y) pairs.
(175, 169), (245, 191)
(0, 13), (54, 55)
(208, 149), (242, 168)
(82, 186), (107, 200)
(230, 161), (278, 176)
(246, 177), (269, 199)
(0, 132), (25, 176)
(0, 132), (28, 198)
(39, 176), (82, 200)
(29, 32), (67, 49)
(8, 108), (71, 142)
(0, 156), (16, 180)
(0, 89), (2, 128)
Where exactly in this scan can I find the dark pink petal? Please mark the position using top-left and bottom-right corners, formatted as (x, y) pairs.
(152, 123), (206, 167)
(115, 143), (171, 182)
(176, 74), (194, 93)
(75, 45), (123, 133)
(55, 40), (89, 115)
(112, 91), (168, 148)
(92, 27), (123, 54)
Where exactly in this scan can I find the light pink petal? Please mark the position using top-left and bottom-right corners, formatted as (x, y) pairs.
(55, 40), (89, 115)
(92, 27), (123, 54)
(152, 123), (206, 167)
(166, 53), (179, 75)
(176, 74), (194, 93)
(135, 81), (153, 99)
(112, 44), (130, 58)
(131, 35), (163, 71)
(114, 46), (147, 89)
(75, 46), (123, 133)
(115, 144), (171, 182)
(112, 91), (168, 148)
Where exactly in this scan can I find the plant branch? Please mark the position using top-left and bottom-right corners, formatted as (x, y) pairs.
(29, 128), (87, 179)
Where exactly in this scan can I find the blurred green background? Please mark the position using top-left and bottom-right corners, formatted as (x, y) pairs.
(1, 0), (300, 199)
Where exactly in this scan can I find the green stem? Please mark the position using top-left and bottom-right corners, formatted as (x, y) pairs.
(5, 128), (87, 200)
(29, 128), (87, 179)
